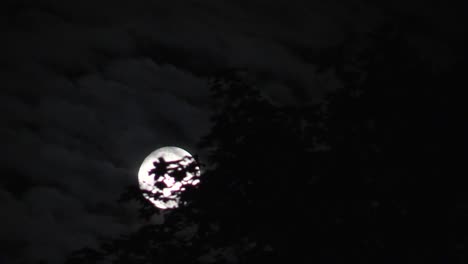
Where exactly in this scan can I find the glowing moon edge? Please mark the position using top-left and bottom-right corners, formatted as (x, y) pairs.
(138, 146), (201, 209)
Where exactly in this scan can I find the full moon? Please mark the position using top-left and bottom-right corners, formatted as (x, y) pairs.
(138, 146), (201, 209)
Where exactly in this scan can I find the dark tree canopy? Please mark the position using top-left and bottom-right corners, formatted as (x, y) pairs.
(66, 24), (466, 264)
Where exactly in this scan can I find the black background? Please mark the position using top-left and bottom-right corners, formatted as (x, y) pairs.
(1, 1), (467, 263)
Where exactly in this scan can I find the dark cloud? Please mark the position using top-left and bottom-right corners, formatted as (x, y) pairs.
(1, 57), (211, 262)
(1, 0), (464, 263)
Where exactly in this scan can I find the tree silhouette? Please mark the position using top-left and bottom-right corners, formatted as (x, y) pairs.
(66, 23), (465, 263)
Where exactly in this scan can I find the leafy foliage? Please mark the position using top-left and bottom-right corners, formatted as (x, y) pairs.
(66, 24), (465, 263)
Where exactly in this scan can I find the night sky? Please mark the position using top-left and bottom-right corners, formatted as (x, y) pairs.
(1, 1), (467, 263)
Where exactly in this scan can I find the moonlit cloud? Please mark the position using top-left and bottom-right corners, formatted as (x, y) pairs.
(1, 57), (210, 262)
(2, 0), (462, 263)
